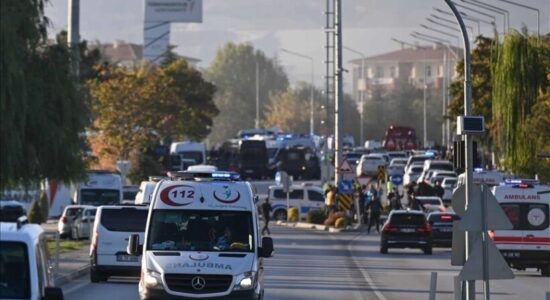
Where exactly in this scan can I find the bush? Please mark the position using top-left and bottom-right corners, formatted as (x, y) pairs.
(334, 217), (346, 228)
(306, 209), (325, 224)
(288, 207), (299, 222)
(38, 191), (49, 222)
(27, 200), (43, 224)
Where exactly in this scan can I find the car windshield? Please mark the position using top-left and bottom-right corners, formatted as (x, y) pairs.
(0, 206), (26, 222)
(180, 151), (204, 164)
(147, 210), (254, 252)
(0, 242), (30, 299)
(80, 189), (120, 206)
(419, 198), (441, 205)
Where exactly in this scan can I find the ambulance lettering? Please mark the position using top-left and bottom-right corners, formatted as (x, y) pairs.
(503, 194), (540, 200)
(160, 185), (195, 206)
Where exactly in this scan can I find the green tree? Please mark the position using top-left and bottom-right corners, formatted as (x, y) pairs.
(206, 43), (289, 143)
(492, 32), (549, 176)
(1, 0), (88, 190)
(27, 200), (43, 224)
(38, 191), (49, 222)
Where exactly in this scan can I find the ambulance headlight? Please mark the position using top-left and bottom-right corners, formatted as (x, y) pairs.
(233, 271), (256, 290)
(143, 269), (163, 290)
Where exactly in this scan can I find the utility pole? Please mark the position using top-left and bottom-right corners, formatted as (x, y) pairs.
(255, 60), (260, 129)
(68, 0), (80, 79)
(334, 0), (343, 184)
(423, 50), (428, 149)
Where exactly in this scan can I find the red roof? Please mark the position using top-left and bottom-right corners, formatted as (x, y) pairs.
(350, 45), (462, 64)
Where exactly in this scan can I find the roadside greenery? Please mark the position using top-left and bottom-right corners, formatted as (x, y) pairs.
(47, 239), (85, 254)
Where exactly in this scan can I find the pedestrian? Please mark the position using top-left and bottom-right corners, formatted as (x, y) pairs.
(408, 192), (425, 211)
(366, 194), (382, 234)
(390, 187), (403, 210)
(325, 185), (337, 214)
(433, 180), (444, 199)
(359, 185), (369, 224)
(261, 197), (272, 235)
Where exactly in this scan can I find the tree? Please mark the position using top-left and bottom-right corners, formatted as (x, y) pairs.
(1, 0), (89, 190)
(27, 200), (43, 224)
(39, 191), (49, 222)
(88, 59), (217, 172)
(206, 43), (289, 143)
(492, 32), (549, 176)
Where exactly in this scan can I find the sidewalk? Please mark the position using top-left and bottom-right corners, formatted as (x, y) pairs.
(53, 244), (90, 286)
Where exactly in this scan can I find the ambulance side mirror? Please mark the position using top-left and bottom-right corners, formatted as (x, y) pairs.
(127, 234), (140, 256)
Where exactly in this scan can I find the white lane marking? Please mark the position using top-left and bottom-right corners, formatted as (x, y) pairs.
(63, 280), (90, 295)
(328, 235), (366, 300)
(348, 234), (388, 300)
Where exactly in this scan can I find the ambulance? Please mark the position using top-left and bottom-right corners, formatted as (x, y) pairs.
(127, 171), (274, 300)
(491, 179), (550, 276)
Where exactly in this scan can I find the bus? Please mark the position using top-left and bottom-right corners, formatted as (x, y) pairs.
(383, 125), (417, 151)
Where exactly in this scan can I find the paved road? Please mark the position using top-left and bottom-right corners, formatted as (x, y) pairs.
(61, 225), (549, 300)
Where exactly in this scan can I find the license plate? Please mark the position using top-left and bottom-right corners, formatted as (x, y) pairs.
(439, 228), (452, 232)
(401, 228), (415, 233)
(116, 254), (139, 262)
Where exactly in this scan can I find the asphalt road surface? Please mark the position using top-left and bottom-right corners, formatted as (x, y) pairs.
(61, 225), (549, 300)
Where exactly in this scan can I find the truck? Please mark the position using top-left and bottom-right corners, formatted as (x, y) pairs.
(238, 140), (269, 179)
(169, 141), (207, 171)
(74, 170), (123, 206)
(382, 125), (417, 151)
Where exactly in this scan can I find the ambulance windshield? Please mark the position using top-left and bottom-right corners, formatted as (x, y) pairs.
(147, 210), (254, 252)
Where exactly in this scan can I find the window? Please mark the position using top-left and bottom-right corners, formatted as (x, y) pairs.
(100, 208), (148, 232)
(425, 65), (432, 77)
(390, 66), (396, 78)
(0, 242), (30, 299)
(390, 214), (426, 225)
(376, 66), (384, 78)
(308, 190), (324, 202)
(146, 210), (254, 252)
(80, 189), (120, 206)
(501, 204), (521, 230)
(273, 189), (304, 200)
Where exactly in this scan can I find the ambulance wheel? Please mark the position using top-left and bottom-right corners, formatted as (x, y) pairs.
(541, 265), (550, 277)
(274, 210), (287, 221)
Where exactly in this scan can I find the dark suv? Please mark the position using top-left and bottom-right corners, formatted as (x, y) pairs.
(427, 212), (460, 247)
(380, 210), (433, 254)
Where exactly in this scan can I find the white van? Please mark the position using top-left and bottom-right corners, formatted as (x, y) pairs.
(0, 218), (63, 300)
(90, 205), (149, 282)
(491, 180), (550, 276)
(170, 141), (207, 171)
(127, 171), (274, 300)
(75, 170), (123, 206)
(267, 184), (325, 221)
(135, 181), (158, 205)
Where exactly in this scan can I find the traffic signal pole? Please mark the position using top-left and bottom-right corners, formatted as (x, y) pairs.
(334, 0), (343, 184)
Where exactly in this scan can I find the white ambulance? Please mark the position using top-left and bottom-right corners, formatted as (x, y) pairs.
(127, 171), (274, 300)
(491, 180), (550, 276)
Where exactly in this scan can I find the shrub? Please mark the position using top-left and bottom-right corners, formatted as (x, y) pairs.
(334, 217), (346, 228)
(27, 200), (43, 224)
(306, 209), (325, 224)
(288, 207), (299, 222)
(38, 191), (49, 222)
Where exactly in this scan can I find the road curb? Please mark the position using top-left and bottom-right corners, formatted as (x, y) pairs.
(54, 264), (90, 286)
(276, 221), (361, 233)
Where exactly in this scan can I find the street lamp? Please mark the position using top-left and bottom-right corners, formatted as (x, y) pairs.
(426, 17), (475, 38)
(453, 2), (503, 34)
(280, 48), (315, 135)
(465, 0), (509, 32)
(493, 0), (540, 37)
(430, 14), (479, 36)
(343, 46), (366, 146)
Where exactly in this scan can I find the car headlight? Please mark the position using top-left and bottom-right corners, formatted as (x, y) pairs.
(233, 271), (256, 290)
(143, 269), (163, 290)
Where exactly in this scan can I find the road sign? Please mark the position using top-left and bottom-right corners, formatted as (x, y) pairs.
(451, 184), (466, 216)
(337, 193), (353, 210)
(338, 159), (354, 174)
(390, 174), (403, 186)
(116, 160), (131, 175)
(451, 221), (466, 266)
(458, 234), (514, 280)
(338, 180), (353, 193)
(458, 185), (513, 231)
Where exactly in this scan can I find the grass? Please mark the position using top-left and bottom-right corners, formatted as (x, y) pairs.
(47, 239), (86, 254)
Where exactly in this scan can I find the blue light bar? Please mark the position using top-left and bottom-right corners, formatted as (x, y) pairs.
(474, 167), (484, 172)
(212, 172), (240, 180)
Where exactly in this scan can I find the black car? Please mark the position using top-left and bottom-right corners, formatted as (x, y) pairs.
(427, 212), (460, 247)
(380, 210), (433, 254)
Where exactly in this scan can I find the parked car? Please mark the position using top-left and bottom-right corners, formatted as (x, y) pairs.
(70, 207), (97, 240)
(0, 200), (27, 222)
(380, 210), (433, 254)
(267, 184), (325, 221)
(427, 212), (460, 247)
(57, 205), (95, 239)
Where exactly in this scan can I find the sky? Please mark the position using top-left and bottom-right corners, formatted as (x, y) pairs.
(45, 0), (550, 92)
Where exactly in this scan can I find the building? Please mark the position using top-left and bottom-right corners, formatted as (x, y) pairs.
(349, 44), (462, 100)
(91, 40), (200, 68)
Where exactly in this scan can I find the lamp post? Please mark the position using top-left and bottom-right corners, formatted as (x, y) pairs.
(493, 0), (540, 38)
(430, 14), (479, 37)
(343, 46), (366, 146)
(465, 0), (509, 32)
(281, 48), (315, 135)
(426, 17), (475, 39)
(453, 2), (503, 34)
(434, 7), (497, 36)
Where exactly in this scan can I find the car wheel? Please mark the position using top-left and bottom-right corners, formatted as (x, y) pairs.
(423, 246), (433, 255)
(380, 242), (388, 254)
(90, 269), (107, 283)
(541, 264), (550, 277)
(274, 210), (287, 221)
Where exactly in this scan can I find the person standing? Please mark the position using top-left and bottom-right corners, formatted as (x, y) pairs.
(433, 180), (444, 199)
(261, 197), (272, 235)
(325, 185), (337, 214)
(365, 194), (382, 234)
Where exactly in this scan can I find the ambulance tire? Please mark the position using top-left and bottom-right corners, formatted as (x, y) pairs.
(541, 265), (550, 277)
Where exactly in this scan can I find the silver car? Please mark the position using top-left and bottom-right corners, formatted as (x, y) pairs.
(57, 205), (95, 238)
